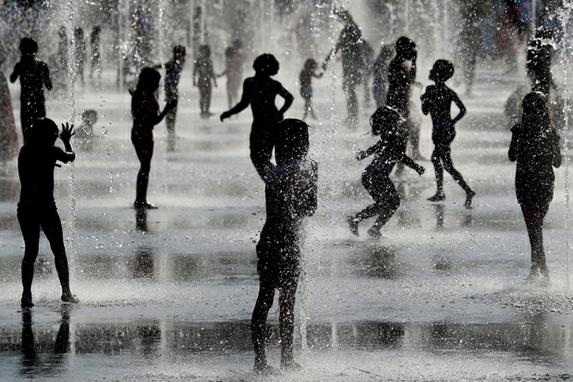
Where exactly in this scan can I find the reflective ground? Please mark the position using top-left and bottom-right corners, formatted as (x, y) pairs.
(1, 66), (573, 381)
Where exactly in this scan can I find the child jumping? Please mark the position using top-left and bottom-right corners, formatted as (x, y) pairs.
(252, 118), (317, 374)
(299, 58), (322, 121)
(347, 106), (424, 238)
(193, 44), (217, 119)
(18, 118), (78, 307)
(220, 54), (294, 182)
(421, 59), (475, 208)
(10, 38), (52, 142)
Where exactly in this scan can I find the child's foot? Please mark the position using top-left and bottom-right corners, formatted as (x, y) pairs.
(281, 359), (302, 371)
(21, 294), (34, 308)
(367, 226), (382, 239)
(464, 190), (476, 209)
(427, 192), (446, 202)
(133, 201), (158, 210)
(61, 293), (79, 304)
(254, 362), (279, 376)
(347, 216), (359, 236)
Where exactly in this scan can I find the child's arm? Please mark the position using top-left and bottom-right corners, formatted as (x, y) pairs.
(420, 90), (430, 115)
(551, 130), (562, 168)
(356, 140), (383, 160)
(155, 100), (177, 125)
(400, 153), (425, 175)
(508, 127), (519, 162)
(220, 80), (250, 121)
(43, 63), (53, 91)
(313, 71), (323, 79)
(217, 69), (227, 78)
(451, 91), (466, 124)
(9, 63), (20, 83)
(277, 85), (294, 116)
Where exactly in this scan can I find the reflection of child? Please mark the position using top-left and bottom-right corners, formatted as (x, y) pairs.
(299, 58), (322, 121)
(76, 109), (97, 150)
(193, 45), (217, 118)
(18, 119), (78, 308)
(10, 38), (52, 141)
(421, 60), (474, 208)
(348, 106), (424, 238)
(252, 119), (317, 374)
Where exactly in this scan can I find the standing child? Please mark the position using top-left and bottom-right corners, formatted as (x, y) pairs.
(18, 118), (78, 307)
(76, 109), (98, 151)
(299, 58), (322, 121)
(193, 45), (217, 118)
(10, 38), (52, 142)
(421, 59), (475, 208)
(347, 106), (424, 238)
(252, 118), (317, 374)
(509, 91), (561, 282)
(220, 54), (294, 181)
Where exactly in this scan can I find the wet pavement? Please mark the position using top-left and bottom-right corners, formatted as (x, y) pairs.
(1, 67), (573, 381)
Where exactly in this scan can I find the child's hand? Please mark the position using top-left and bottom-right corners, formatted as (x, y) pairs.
(60, 123), (75, 142)
(355, 150), (367, 160)
(220, 111), (230, 122)
(416, 164), (425, 176)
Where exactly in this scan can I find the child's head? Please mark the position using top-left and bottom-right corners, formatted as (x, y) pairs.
(173, 45), (186, 63)
(199, 44), (210, 58)
(81, 109), (98, 126)
(370, 105), (405, 138)
(522, 91), (551, 130)
(395, 36), (416, 60)
(29, 118), (59, 146)
(253, 54), (279, 76)
(232, 39), (243, 50)
(429, 59), (454, 83)
(304, 58), (317, 71)
(136, 67), (161, 93)
(19, 38), (38, 57)
(275, 119), (309, 163)
(334, 9), (352, 24)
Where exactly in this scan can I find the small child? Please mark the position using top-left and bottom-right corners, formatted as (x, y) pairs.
(252, 118), (317, 374)
(299, 58), (323, 121)
(193, 44), (217, 118)
(10, 38), (52, 142)
(163, 45), (186, 140)
(347, 106), (424, 238)
(421, 59), (475, 208)
(219, 39), (244, 109)
(220, 54), (294, 181)
(18, 118), (78, 308)
(76, 109), (98, 150)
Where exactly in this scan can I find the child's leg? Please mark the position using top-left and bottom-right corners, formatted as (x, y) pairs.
(351, 172), (384, 223)
(431, 145), (445, 194)
(441, 146), (473, 194)
(309, 97), (317, 119)
(40, 208), (73, 297)
(249, 130), (274, 181)
(133, 138), (154, 204)
(279, 280), (298, 367)
(17, 208), (41, 305)
(251, 279), (275, 370)
(371, 180), (400, 231)
(521, 204), (549, 276)
(166, 104), (177, 136)
(303, 98), (310, 120)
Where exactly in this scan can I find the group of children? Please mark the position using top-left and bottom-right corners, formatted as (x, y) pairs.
(7, 29), (561, 375)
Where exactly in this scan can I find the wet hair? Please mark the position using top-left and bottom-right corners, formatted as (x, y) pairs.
(370, 105), (405, 137)
(28, 118), (59, 146)
(395, 36), (416, 59)
(430, 59), (455, 83)
(173, 45), (186, 58)
(253, 54), (279, 76)
(19, 38), (38, 54)
(304, 58), (317, 71)
(135, 67), (161, 93)
(81, 109), (98, 125)
(274, 119), (309, 163)
(199, 44), (211, 58)
(522, 91), (552, 133)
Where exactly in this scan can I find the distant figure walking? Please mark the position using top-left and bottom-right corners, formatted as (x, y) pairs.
(220, 54), (294, 181)
(162, 45), (186, 146)
(18, 118), (78, 308)
(219, 39), (244, 109)
(347, 106), (424, 238)
(10, 38), (52, 142)
(130, 68), (177, 209)
(89, 26), (102, 84)
(73, 27), (87, 87)
(193, 44), (217, 119)
(299, 58), (322, 121)
(0, 57), (18, 161)
(509, 91), (561, 283)
(421, 60), (475, 208)
(372, 44), (393, 108)
(252, 119), (317, 374)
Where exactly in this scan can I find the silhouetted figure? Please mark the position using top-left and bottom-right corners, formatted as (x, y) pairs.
(299, 58), (323, 121)
(421, 60), (475, 208)
(347, 106), (424, 238)
(219, 39), (244, 109)
(0, 56), (18, 161)
(89, 26), (102, 84)
(193, 44), (217, 119)
(73, 27), (86, 86)
(162, 45), (186, 146)
(18, 118), (78, 308)
(76, 109), (97, 151)
(10, 38), (52, 142)
(131, 68), (177, 209)
(220, 54), (294, 181)
(385, 36), (423, 162)
(252, 119), (317, 375)
(372, 44), (393, 108)
(509, 92), (561, 283)
(526, 28), (555, 96)
(325, 10), (364, 126)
